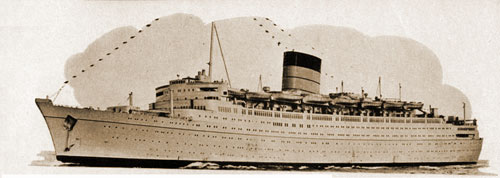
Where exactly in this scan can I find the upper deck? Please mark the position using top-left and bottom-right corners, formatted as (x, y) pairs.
(148, 68), (478, 132)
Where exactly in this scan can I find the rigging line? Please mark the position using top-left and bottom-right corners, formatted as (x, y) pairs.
(213, 22), (231, 88)
(53, 18), (158, 96)
(52, 83), (67, 102)
(71, 24), (146, 83)
(117, 94), (130, 106)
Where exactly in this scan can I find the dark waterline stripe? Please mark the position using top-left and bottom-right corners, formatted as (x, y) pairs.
(56, 155), (478, 168)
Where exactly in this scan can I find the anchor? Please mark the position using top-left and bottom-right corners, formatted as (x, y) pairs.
(63, 115), (78, 152)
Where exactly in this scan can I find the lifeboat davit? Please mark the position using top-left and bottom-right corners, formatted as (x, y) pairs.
(271, 92), (303, 103)
(246, 92), (271, 101)
(404, 101), (424, 110)
(302, 94), (331, 104)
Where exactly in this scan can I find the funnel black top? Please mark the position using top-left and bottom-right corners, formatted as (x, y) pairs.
(283, 51), (321, 73)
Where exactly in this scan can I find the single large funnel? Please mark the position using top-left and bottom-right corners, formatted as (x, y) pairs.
(282, 51), (322, 94)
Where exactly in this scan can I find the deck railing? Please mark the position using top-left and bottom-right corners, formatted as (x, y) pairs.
(214, 106), (450, 124)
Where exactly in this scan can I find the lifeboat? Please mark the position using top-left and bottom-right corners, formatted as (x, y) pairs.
(228, 88), (246, 99)
(302, 94), (331, 104)
(383, 99), (405, 109)
(329, 92), (360, 106)
(345, 93), (363, 100)
(271, 92), (303, 103)
(404, 101), (424, 110)
(331, 95), (357, 105)
(246, 92), (271, 101)
(360, 98), (382, 108)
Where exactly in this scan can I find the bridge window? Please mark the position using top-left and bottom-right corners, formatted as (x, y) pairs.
(200, 87), (218, 92)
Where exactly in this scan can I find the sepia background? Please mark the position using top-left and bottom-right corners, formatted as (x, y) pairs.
(0, 0), (499, 175)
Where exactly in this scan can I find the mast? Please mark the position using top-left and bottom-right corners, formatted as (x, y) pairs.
(361, 87), (364, 98)
(128, 92), (133, 107)
(208, 22), (214, 82)
(341, 80), (344, 93)
(378, 76), (382, 98)
(463, 102), (466, 120)
(170, 88), (174, 117)
(258, 74), (263, 91)
(398, 83), (402, 101)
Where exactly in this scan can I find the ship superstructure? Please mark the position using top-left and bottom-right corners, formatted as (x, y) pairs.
(35, 21), (482, 167)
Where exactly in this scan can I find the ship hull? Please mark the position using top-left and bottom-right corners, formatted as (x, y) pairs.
(36, 98), (482, 167)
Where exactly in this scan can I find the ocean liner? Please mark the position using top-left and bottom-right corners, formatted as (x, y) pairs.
(36, 22), (482, 167)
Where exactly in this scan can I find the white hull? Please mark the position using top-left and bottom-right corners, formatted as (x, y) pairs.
(36, 99), (482, 165)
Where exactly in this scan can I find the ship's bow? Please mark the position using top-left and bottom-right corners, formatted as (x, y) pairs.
(35, 98), (73, 158)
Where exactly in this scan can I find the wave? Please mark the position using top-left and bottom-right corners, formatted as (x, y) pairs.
(418, 166), (440, 170)
(181, 162), (220, 169)
(357, 166), (390, 170)
(222, 165), (258, 170)
(30, 151), (65, 167)
(298, 166), (309, 170)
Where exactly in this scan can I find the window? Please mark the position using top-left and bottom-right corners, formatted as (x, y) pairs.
(390, 118), (404, 123)
(369, 118), (384, 123)
(282, 113), (302, 119)
(341, 116), (360, 122)
(198, 87), (217, 92)
(312, 115), (332, 121)
(205, 96), (219, 100)
(413, 119), (426, 123)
